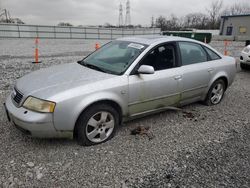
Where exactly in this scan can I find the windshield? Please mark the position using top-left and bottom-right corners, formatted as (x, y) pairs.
(80, 40), (148, 75)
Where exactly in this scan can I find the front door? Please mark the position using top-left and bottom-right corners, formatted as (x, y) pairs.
(128, 43), (182, 116)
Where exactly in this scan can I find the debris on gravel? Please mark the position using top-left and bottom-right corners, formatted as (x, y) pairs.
(130, 126), (154, 140)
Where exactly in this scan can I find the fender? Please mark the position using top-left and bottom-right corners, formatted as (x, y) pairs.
(73, 91), (128, 125)
(53, 90), (128, 131)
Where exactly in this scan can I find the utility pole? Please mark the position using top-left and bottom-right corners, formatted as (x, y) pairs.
(4, 9), (8, 23)
(118, 3), (123, 27)
(125, 0), (131, 26)
(151, 16), (154, 28)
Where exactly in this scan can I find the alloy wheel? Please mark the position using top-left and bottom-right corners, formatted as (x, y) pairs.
(86, 111), (115, 143)
(210, 83), (224, 104)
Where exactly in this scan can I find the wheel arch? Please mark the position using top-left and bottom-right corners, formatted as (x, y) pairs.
(218, 76), (228, 90)
(202, 73), (229, 101)
(209, 72), (229, 91)
(73, 99), (123, 137)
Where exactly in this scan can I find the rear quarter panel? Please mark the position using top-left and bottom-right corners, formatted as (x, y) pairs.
(202, 56), (236, 100)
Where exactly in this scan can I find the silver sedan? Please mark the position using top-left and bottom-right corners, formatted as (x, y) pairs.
(4, 36), (236, 146)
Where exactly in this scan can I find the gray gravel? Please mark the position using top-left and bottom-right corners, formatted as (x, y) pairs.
(0, 39), (249, 187)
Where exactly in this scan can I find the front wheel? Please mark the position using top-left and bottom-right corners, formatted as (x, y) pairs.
(75, 104), (119, 146)
(204, 79), (225, 106)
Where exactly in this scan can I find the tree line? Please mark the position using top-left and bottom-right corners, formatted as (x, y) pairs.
(153, 1), (250, 31)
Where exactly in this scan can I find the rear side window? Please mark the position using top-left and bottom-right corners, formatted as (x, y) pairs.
(179, 42), (207, 66)
(204, 47), (221, 60)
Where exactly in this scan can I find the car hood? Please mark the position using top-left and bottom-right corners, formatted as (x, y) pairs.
(16, 62), (116, 98)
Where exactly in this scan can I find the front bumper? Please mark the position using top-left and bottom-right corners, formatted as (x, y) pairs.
(4, 95), (72, 138)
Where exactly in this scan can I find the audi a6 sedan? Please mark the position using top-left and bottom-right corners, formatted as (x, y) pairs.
(4, 36), (236, 146)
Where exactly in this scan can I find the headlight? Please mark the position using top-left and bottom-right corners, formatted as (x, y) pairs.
(23, 97), (56, 113)
(243, 47), (250, 53)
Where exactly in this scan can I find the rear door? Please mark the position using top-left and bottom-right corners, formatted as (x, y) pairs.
(178, 42), (212, 104)
(128, 42), (182, 116)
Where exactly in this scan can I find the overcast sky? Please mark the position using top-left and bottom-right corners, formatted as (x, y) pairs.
(0, 0), (248, 26)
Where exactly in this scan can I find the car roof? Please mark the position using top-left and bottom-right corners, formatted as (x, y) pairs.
(116, 35), (202, 46)
(116, 35), (223, 58)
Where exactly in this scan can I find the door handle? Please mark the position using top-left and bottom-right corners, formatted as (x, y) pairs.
(208, 68), (214, 72)
(174, 75), (182, 80)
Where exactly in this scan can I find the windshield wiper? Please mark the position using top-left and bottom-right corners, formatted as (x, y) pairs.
(78, 60), (118, 75)
(79, 61), (107, 73)
(86, 64), (106, 73)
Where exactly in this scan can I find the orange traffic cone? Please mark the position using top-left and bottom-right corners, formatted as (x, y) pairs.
(95, 43), (100, 50)
(224, 40), (228, 56)
(32, 37), (41, 63)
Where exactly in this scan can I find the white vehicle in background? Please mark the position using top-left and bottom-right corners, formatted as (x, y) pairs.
(240, 45), (250, 70)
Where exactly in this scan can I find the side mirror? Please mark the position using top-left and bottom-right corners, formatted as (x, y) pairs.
(137, 65), (155, 74)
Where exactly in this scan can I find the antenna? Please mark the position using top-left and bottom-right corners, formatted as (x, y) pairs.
(118, 3), (123, 27)
(125, 0), (131, 26)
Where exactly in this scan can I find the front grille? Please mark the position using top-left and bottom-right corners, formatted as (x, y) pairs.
(12, 88), (23, 105)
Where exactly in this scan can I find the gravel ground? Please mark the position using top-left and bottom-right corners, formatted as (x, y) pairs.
(0, 39), (249, 187)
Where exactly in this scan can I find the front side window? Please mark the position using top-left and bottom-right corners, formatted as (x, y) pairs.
(139, 43), (176, 71)
(80, 41), (147, 75)
(179, 42), (207, 66)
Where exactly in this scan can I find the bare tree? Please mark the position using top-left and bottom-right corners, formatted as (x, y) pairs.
(155, 16), (167, 30)
(178, 16), (185, 29)
(184, 13), (209, 29)
(166, 14), (180, 30)
(155, 15), (181, 31)
(207, 0), (223, 29)
(222, 3), (250, 15)
(58, 22), (73, 27)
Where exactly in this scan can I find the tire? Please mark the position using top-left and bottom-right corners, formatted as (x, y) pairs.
(204, 79), (226, 106)
(75, 104), (119, 146)
(240, 63), (246, 70)
(240, 63), (250, 70)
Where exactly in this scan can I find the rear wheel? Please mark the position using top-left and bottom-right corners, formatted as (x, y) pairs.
(204, 79), (225, 106)
(75, 104), (119, 146)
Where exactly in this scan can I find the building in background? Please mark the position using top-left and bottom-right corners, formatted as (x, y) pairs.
(220, 14), (250, 42)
